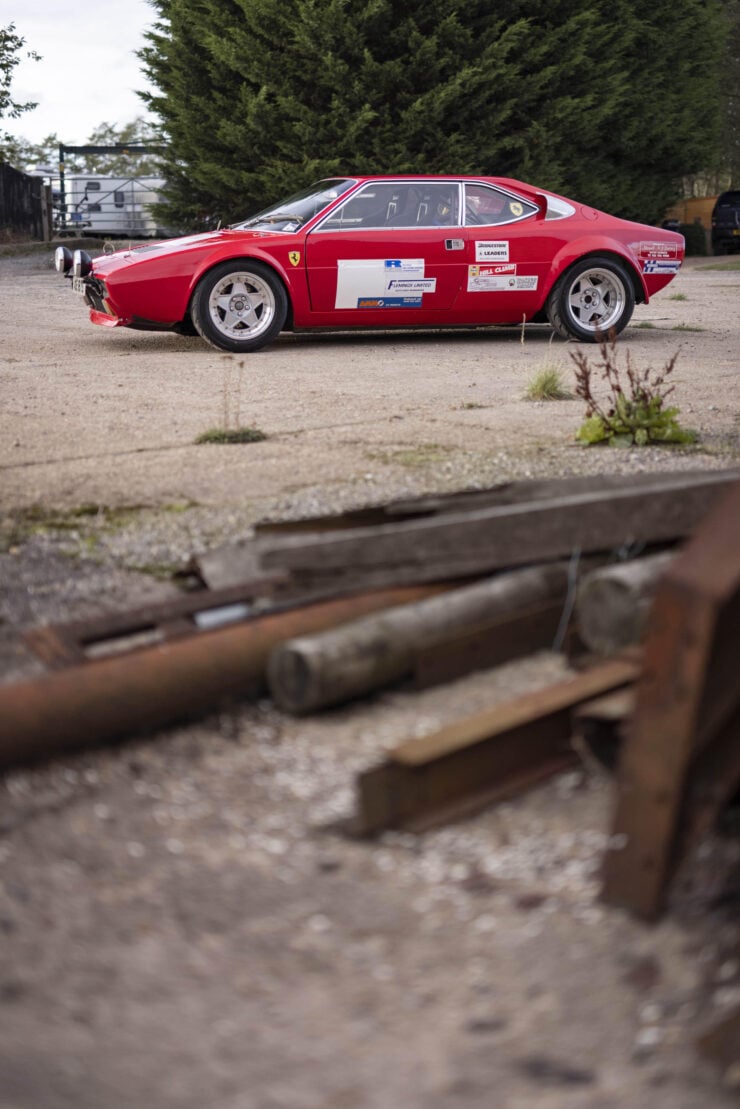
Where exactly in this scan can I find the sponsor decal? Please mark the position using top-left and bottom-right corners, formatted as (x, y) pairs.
(384, 259), (425, 274)
(385, 278), (436, 294)
(336, 258), (425, 308)
(643, 259), (681, 274)
(475, 240), (509, 262)
(509, 201), (524, 217)
(288, 251), (301, 266)
(638, 241), (679, 258)
(357, 296), (423, 308)
(467, 264), (538, 292)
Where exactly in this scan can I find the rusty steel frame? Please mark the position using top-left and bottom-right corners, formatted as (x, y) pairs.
(1, 584), (444, 772)
(23, 577), (288, 668)
(355, 655), (639, 835)
(601, 481), (740, 920)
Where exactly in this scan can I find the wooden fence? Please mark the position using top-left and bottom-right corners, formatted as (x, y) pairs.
(0, 162), (51, 240)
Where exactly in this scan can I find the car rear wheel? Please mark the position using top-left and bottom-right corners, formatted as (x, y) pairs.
(546, 256), (635, 342)
(191, 261), (288, 352)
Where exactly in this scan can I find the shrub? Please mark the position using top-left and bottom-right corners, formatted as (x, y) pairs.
(679, 222), (707, 256)
(571, 333), (696, 447)
(195, 427), (267, 445)
(524, 366), (573, 401)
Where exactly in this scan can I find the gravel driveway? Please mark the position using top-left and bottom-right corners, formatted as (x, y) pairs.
(0, 246), (738, 1108)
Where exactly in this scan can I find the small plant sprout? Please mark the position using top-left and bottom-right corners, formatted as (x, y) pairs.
(195, 427), (267, 444)
(195, 357), (268, 445)
(524, 365), (573, 401)
(570, 332), (696, 447)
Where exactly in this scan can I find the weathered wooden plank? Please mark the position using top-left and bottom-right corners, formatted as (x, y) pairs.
(255, 470), (735, 535)
(267, 564), (571, 714)
(256, 471), (740, 589)
(575, 551), (675, 656)
(191, 471), (739, 590)
(411, 599), (566, 689)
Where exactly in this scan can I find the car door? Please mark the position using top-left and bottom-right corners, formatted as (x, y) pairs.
(304, 181), (469, 324)
(458, 182), (558, 322)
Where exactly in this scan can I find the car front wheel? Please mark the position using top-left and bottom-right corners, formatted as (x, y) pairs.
(546, 256), (635, 342)
(191, 261), (288, 352)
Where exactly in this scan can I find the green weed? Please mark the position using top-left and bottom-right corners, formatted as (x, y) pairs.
(524, 366), (573, 401)
(195, 427), (267, 444)
(571, 333), (696, 448)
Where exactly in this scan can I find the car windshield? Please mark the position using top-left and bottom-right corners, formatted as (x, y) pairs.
(234, 179), (356, 231)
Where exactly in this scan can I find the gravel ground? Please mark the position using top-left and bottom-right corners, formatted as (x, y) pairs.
(0, 246), (739, 1107)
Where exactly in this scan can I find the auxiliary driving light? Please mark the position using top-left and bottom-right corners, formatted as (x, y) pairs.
(72, 250), (93, 278)
(54, 245), (73, 274)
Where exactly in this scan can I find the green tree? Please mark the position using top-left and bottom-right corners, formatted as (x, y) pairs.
(0, 23), (40, 145)
(74, 118), (164, 175)
(718, 0), (740, 185)
(0, 118), (162, 176)
(140, 0), (725, 228)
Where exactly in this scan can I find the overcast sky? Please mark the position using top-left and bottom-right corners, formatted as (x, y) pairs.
(4, 0), (157, 147)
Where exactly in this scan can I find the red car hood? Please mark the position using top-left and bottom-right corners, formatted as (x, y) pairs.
(93, 228), (278, 274)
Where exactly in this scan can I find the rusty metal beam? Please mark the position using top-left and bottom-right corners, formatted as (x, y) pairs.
(601, 481), (740, 920)
(23, 577), (288, 668)
(0, 584), (444, 772)
(355, 655), (639, 835)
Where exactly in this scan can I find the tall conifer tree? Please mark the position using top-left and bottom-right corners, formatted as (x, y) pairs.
(140, 0), (724, 227)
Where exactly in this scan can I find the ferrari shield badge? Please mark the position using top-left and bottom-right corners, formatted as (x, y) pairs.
(288, 251), (301, 267)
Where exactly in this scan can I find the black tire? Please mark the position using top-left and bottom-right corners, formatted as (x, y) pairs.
(546, 255), (635, 342)
(191, 260), (288, 352)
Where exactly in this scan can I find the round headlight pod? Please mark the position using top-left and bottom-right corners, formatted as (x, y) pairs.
(72, 249), (93, 278)
(54, 245), (73, 274)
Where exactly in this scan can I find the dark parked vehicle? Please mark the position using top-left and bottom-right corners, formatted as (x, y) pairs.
(711, 190), (740, 254)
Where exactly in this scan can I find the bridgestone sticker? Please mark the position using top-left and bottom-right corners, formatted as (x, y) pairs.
(475, 240), (509, 262)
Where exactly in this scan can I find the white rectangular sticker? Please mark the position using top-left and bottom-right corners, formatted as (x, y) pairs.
(643, 260), (680, 274)
(384, 258), (425, 275)
(467, 265), (538, 292)
(468, 263), (516, 291)
(385, 278), (436, 294)
(336, 258), (426, 308)
(638, 241), (678, 258)
(475, 240), (509, 262)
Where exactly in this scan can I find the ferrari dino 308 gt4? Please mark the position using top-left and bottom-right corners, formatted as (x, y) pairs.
(55, 175), (684, 352)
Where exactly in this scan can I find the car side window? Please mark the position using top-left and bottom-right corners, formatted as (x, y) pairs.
(321, 183), (460, 229)
(464, 184), (537, 226)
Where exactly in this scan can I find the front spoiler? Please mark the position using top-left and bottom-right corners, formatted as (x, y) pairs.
(90, 309), (129, 328)
(89, 309), (179, 333)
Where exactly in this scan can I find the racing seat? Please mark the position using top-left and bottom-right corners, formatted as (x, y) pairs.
(416, 195), (432, 224)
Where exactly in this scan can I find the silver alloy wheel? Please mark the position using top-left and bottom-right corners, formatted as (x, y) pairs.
(207, 270), (276, 342)
(565, 266), (627, 334)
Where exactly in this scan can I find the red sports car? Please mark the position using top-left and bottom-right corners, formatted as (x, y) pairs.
(55, 175), (685, 352)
